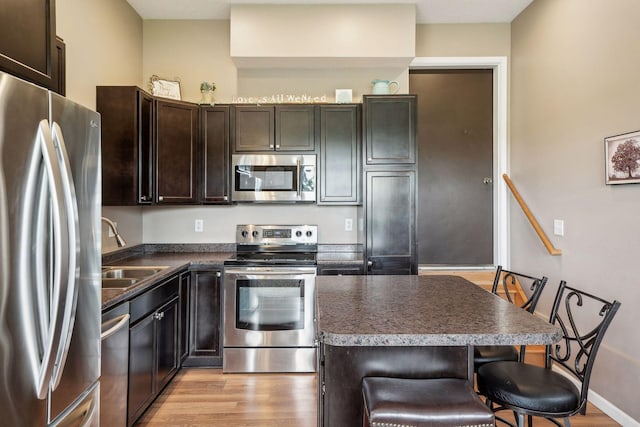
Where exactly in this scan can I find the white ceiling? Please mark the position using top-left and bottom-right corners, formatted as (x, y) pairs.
(126, 0), (534, 24)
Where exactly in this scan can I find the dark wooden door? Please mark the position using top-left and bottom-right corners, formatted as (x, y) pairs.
(179, 272), (190, 362)
(138, 92), (154, 204)
(155, 297), (179, 392)
(155, 99), (199, 204)
(232, 105), (274, 151)
(128, 314), (155, 426)
(0, 0), (58, 91)
(275, 105), (316, 150)
(201, 105), (230, 203)
(366, 170), (417, 275)
(364, 95), (417, 165)
(409, 70), (493, 265)
(318, 104), (361, 204)
(97, 86), (155, 206)
(186, 270), (222, 367)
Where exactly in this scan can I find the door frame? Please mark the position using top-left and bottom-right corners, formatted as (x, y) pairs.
(409, 56), (508, 268)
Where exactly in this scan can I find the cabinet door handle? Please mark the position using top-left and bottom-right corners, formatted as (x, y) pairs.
(216, 271), (221, 278)
(367, 260), (373, 272)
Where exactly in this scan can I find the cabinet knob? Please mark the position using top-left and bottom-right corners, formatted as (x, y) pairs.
(223, 196), (228, 201)
(158, 196), (164, 201)
(483, 177), (493, 184)
(154, 312), (165, 320)
(216, 271), (221, 278)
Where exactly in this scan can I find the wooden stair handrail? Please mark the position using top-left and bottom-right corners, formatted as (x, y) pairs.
(503, 174), (562, 256)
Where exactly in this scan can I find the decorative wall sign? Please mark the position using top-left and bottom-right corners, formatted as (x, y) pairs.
(232, 94), (327, 104)
(149, 75), (182, 100)
(605, 129), (640, 184)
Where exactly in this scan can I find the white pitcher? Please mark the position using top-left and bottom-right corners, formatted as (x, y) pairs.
(371, 79), (399, 94)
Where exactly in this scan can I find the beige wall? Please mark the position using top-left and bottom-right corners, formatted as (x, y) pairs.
(56, 0), (145, 253)
(511, 0), (640, 422)
(57, 0), (143, 109)
(415, 23), (511, 57)
(230, 4), (415, 66)
(143, 20), (237, 104)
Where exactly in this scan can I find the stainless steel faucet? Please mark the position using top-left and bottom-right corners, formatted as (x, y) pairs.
(101, 217), (126, 247)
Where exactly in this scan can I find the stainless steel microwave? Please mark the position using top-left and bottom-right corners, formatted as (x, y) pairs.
(231, 154), (316, 202)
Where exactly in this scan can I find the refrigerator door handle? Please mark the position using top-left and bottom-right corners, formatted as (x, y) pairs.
(27, 119), (70, 399)
(49, 122), (80, 391)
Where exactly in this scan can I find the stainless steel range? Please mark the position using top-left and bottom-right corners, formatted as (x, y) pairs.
(223, 224), (318, 373)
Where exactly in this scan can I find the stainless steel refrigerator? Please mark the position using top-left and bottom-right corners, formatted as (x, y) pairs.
(0, 71), (101, 426)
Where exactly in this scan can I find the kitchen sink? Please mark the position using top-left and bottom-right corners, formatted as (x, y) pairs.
(101, 266), (169, 289)
(101, 278), (139, 289)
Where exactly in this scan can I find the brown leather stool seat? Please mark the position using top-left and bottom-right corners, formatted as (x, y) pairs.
(362, 377), (495, 427)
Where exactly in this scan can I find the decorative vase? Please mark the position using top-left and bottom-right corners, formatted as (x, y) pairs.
(200, 89), (215, 106)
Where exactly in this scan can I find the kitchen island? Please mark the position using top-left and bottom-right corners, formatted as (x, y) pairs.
(315, 275), (561, 427)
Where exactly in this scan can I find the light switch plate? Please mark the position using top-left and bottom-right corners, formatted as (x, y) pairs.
(553, 219), (564, 236)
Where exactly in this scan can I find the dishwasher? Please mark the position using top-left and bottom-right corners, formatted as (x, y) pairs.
(101, 302), (130, 427)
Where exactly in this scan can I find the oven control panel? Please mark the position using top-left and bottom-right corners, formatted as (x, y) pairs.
(236, 224), (317, 245)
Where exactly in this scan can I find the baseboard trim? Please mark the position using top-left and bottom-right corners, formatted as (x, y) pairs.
(552, 365), (639, 426)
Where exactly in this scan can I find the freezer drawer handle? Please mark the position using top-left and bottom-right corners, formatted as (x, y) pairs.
(101, 314), (130, 340)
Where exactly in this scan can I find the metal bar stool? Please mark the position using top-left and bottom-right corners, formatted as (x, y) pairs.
(477, 281), (620, 427)
(362, 377), (495, 427)
(474, 266), (548, 371)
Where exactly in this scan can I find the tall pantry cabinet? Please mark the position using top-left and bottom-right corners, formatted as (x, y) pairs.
(363, 95), (418, 275)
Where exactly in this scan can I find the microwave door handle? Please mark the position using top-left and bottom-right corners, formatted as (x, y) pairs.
(296, 158), (301, 198)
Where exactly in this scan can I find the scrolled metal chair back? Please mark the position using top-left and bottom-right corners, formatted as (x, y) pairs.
(546, 281), (621, 414)
(491, 266), (548, 313)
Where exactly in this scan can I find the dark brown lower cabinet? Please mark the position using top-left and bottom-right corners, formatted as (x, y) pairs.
(365, 169), (417, 275)
(183, 269), (223, 367)
(179, 271), (190, 363)
(127, 276), (180, 426)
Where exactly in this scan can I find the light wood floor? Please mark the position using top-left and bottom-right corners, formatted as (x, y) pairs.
(136, 368), (620, 427)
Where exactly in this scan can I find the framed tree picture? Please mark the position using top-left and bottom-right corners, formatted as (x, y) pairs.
(605, 130), (640, 184)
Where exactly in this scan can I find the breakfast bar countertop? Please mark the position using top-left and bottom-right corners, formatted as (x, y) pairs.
(316, 274), (562, 347)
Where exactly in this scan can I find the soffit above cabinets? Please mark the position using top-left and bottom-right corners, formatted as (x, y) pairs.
(126, 0), (534, 24)
(229, 4), (415, 69)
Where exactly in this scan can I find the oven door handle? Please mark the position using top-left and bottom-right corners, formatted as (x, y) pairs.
(224, 267), (317, 275)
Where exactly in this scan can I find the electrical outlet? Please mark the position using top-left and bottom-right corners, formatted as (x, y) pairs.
(195, 219), (204, 233)
(345, 218), (353, 231)
(553, 219), (564, 236)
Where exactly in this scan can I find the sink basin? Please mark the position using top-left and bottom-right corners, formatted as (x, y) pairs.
(102, 278), (139, 289)
(101, 266), (169, 289)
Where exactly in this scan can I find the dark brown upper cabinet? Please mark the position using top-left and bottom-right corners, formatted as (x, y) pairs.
(363, 95), (417, 165)
(97, 87), (200, 206)
(201, 105), (230, 204)
(317, 104), (361, 205)
(155, 99), (199, 204)
(97, 86), (154, 206)
(232, 105), (315, 152)
(0, 0), (62, 93)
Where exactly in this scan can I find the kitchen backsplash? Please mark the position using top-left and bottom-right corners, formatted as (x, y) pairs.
(102, 204), (361, 253)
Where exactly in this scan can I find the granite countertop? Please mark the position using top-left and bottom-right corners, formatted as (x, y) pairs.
(316, 275), (562, 347)
(101, 243), (364, 310)
(101, 250), (232, 310)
